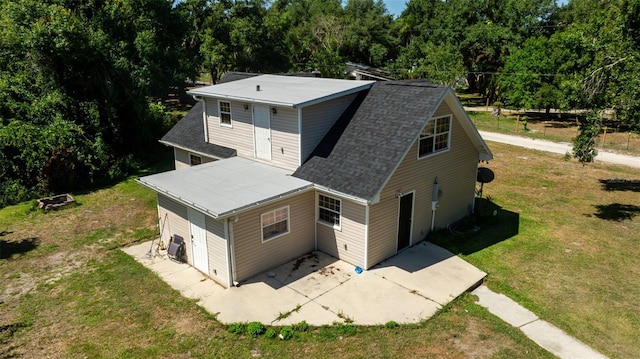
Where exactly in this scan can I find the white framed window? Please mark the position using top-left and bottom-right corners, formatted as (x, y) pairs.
(218, 101), (232, 127)
(189, 153), (202, 166)
(419, 115), (451, 158)
(261, 206), (290, 242)
(318, 194), (341, 229)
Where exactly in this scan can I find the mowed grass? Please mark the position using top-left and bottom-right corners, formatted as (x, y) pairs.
(465, 108), (640, 156)
(0, 174), (550, 358)
(1, 140), (639, 357)
(433, 141), (640, 358)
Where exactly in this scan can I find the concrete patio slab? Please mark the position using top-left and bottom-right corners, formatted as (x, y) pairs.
(199, 280), (307, 324)
(122, 240), (486, 326)
(370, 241), (487, 305)
(274, 300), (343, 326)
(313, 271), (442, 325)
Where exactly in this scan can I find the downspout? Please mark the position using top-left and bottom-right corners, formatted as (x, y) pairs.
(224, 218), (232, 288)
(228, 215), (239, 286)
(192, 95), (209, 143)
(363, 204), (369, 270)
(430, 178), (439, 232)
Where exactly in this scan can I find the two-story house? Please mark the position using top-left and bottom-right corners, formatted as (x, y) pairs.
(138, 74), (492, 288)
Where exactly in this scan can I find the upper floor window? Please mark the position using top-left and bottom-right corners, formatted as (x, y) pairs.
(261, 206), (290, 242)
(189, 154), (202, 166)
(419, 115), (451, 158)
(318, 194), (341, 229)
(219, 101), (231, 127)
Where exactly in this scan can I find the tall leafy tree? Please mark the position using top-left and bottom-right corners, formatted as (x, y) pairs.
(0, 0), (195, 206)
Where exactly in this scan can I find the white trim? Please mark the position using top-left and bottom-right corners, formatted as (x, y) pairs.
(252, 104), (272, 161)
(136, 179), (314, 220)
(159, 141), (226, 161)
(218, 99), (232, 128)
(317, 193), (342, 231)
(187, 81), (374, 109)
(314, 192), (318, 250)
(417, 114), (453, 160)
(313, 184), (369, 205)
(298, 108), (303, 167)
(202, 98), (209, 143)
(260, 205), (290, 242)
(396, 190), (415, 252)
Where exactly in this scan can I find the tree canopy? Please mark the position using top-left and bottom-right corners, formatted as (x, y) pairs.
(1, 0), (638, 206)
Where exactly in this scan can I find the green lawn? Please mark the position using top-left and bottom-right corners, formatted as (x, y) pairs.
(1, 141), (639, 357)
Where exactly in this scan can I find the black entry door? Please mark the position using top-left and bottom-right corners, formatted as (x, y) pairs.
(397, 192), (413, 251)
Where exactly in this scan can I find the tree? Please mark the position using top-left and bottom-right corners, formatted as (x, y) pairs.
(341, 0), (396, 67)
(0, 0), (192, 206)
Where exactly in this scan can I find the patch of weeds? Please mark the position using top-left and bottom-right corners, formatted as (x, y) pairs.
(293, 320), (309, 332)
(246, 322), (265, 337)
(279, 326), (294, 340)
(335, 323), (357, 336)
(337, 310), (353, 323)
(275, 303), (301, 321)
(563, 151), (572, 161)
(264, 328), (277, 339)
(384, 321), (398, 329)
(227, 322), (245, 335)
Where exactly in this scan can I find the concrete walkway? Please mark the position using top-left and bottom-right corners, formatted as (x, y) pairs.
(122, 240), (486, 326)
(472, 286), (608, 359)
(480, 131), (640, 169)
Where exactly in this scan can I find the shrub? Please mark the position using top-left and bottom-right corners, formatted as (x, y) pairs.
(264, 328), (277, 339)
(293, 320), (309, 332)
(227, 322), (245, 335)
(246, 322), (265, 337)
(335, 323), (357, 336)
(279, 326), (294, 340)
(384, 321), (398, 329)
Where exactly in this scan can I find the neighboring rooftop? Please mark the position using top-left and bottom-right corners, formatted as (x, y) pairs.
(188, 74), (374, 109)
(160, 101), (236, 160)
(138, 157), (313, 219)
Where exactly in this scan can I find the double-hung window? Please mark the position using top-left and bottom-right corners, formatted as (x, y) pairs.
(261, 206), (289, 242)
(219, 101), (231, 126)
(318, 194), (341, 229)
(419, 115), (451, 158)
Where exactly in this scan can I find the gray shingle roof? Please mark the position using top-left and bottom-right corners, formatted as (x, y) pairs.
(293, 80), (448, 202)
(160, 101), (237, 159)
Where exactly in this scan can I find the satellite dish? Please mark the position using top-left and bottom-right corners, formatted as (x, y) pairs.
(477, 167), (495, 184)
(476, 167), (495, 198)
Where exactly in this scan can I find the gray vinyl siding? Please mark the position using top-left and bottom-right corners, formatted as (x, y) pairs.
(206, 98), (255, 160)
(174, 148), (190, 170)
(173, 148), (215, 170)
(367, 102), (479, 268)
(205, 217), (229, 287)
(269, 106), (299, 171)
(317, 196), (366, 268)
(157, 194), (191, 264)
(300, 93), (357, 161)
(231, 190), (315, 282)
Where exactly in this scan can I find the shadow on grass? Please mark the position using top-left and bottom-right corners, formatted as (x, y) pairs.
(0, 237), (39, 259)
(599, 179), (640, 192)
(593, 203), (640, 221)
(429, 198), (519, 255)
